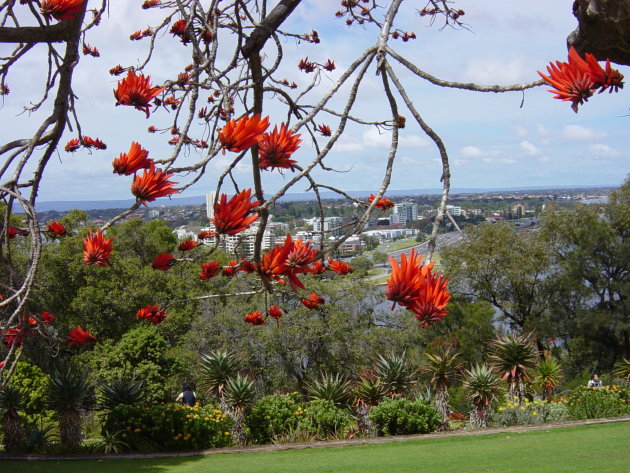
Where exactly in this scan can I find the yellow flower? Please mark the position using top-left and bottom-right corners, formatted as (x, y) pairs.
(519, 406), (525, 411)
(532, 412), (537, 416)
(498, 407), (505, 412)
(134, 428), (142, 433)
(224, 432), (230, 435)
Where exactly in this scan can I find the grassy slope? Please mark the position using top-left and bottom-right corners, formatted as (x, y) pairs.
(2, 422), (628, 473)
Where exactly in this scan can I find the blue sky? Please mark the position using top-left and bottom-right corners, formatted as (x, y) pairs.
(0, 0), (627, 203)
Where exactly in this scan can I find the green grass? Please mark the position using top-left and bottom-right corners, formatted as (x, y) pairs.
(2, 422), (628, 473)
(381, 238), (419, 252)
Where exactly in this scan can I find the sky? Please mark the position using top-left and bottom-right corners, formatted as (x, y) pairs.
(0, 0), (628, 204)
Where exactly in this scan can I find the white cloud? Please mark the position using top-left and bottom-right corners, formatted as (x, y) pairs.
(589, 144), (620, 158)
(461, 146), (482, 158)
(562, 125), (606, 141)
(537, 156), (551, 163)
(536, 124), (552, 138)
(361, 128), (428, 149)
(334, 138), (364, 153)
(462, 57), (530, 83)
(510, 125), (529, 138)
(520, 140), (540, 157)
(499, 158), (517, 165)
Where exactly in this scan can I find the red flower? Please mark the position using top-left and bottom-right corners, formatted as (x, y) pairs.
(218, 114), (270, 153)
(258, 124), (301, 172)
(82, 43), (100, 57)
(136, 304), (168, 324)
(567, 46), (624, 93)
(385, 249), (450, 328)
(317, 124), (332, 136)
(130, 30), (143, 41)
(538, 60), (594, 113)
(82, 229), (114, 266)
(298, 57), (316, 73)
(82, 136), (107, 150)
(222, 260), (239, 277)
(301, 292), (325, 310)
(131, 164), (178, 204)
(40, 0), (84, 21)
(322, 59), (336, 72)
(112, 142), (153, 175)
(199, 261), (220, 280)
(109, 65), (125, 76)
(40, 311), (55, 324)
(284, 238), (317, 290)
(142, 0), (160, 8)
(409, 272), (450, 328)
(244, 310), (266, 326)
(152, 252), (176, 270)
(67, 325), (96, 346)
(368, 194), (395, 211)
(65, 138), (80, 152)
(212, 189), (260, 235)
(46, 220), (67, 237)
(170, 19), (190, 44)
(310, 260), (327, 275)
(240, 259), (256, 273)
(257, 234), (301, 287)
(197, 230), (216, 240)
(178, 239), (197, 251)
(328, 258), (353, 275)
(2, 328), (23, 348)
(267, 305), (283, 327)
(114, 70), (165, 118)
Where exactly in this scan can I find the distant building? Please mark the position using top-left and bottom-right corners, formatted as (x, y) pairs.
(148, 209), (160, 219)
(205, 191), (216, 221)
(446, 205), (462, 216)
(313, 216), (344, 238)
(393, 201), (417, 226)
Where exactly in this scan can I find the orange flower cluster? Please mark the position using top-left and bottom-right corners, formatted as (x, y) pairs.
(212, 189), (260, 235)
(136, 304), (168, 324)
(114, 70), (165, 118)
(40, 0), (84, 22)
(82, 229), (114, 266)
(46, 220), (67, 237)
(112, 142), (152, 175)
(131, 164), (178, 204)
(245, 310), (266, 326)
(538, 47), (624, 113)
(301, 292), (325, 310)
(67, 325), (96, 346)
(218, 114), (270, 153)
(258, 124), (301, 171)
(257, 234), (317, 290)
(386, 249), (450, 328)
(368, 194), (395, 211)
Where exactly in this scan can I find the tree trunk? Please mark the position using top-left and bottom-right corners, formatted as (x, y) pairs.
(58, 409), (82, 451)
(2, 410), (23, 452)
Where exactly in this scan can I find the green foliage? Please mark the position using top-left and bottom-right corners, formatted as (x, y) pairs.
(349, 256), (373, 273)
(307, 373), (352, 408)
(89, 326), (183, 403)
(46, 368), (91, 412)
(298, 399), (352, 439)
(6, 361), (54, 426)
(97, 379), (145, 411)
(223, 374), (256, 412)
(613, 358), (630, 380)
(490, 398), (570, 426)
(369, 397), (441, 436)
(353, 378), (387, 407)
(489, 333), (538, 400)
(246, 394), (302, 445)
(371, 251), (388, 265)
(567, 385), (630, 420)
(103, 403), (232, 451)
(534, 357), (563, 400)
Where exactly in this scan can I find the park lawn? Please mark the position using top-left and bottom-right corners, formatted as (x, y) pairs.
(382, 238), (419, 252)
(1, 422), (628, 473)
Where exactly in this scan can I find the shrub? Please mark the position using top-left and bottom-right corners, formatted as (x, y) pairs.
(369, 397), (441, 436)
(489, 398), (570, 427)
(7, 361), (55, 427)
(103, 403), (232, 451)
(298, 399), (352, 439)
(567, 385), (630, 420)
(246, 394), (302, 444)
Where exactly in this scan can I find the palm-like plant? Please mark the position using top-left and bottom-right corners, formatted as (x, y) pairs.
(534, 357), (562, 401)
(223, 374), (256, 445)
(353, 377), (387, 435)
(97, 378), (145, 411)
(421, 345), (464, 429)
(462, 364), (503, 429)
(47, 368), (91, 451)
(489, 333), (538, 402)
(199, 350), (240, 398)
(374, 353), (416, 397)
(307, 373), (353, 408)
(0, 386), (24, 452)
(613, 358), (630, 382)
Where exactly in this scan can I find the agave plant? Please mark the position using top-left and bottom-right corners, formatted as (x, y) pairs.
(307, 373), (353, 408)
(199, 350), (240, 398)
(47, 367), (91, 451)
(374, 353), (416, 397)
(613, 358), (630, 381)
(223, 374), (256, 445)
(92, 430), (129, 454)
(421, 345), (463, 429)
(534, 357), (563, 401)
(462, 364), (503, 429)
(97, 378), (145, 411)
(0, 386), (24, 452)
(352, 377), (387, 435)
(489, 333), (538, 402)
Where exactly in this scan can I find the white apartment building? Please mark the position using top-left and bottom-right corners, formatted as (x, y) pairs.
(393, 201), (418, 226)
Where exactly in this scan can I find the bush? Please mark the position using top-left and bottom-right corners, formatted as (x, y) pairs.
(369, 397), (441, 436)
(298, 399), (352, 439)
(102, 403), (232, 451)
(7, 361), (55, 427)
(489, 398), (570, 427)
(246, 394), (302, 445)
(567, 385), (630, 420)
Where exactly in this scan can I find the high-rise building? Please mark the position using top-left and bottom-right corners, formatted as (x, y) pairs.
(393, 201), (417, 226)
(205, 191), (216, 221)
